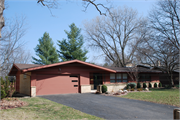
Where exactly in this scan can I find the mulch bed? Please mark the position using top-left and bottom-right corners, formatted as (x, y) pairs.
(101, 90), (151, 97)
(0, 97), (28, 110)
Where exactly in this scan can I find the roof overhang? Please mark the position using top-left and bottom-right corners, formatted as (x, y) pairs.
(8, 64), (21, 76)
(22, 60), (116, 73)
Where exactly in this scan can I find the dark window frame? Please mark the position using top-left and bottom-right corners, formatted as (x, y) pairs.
(110, 73), (128, 83)
(139, 74), (151, 82)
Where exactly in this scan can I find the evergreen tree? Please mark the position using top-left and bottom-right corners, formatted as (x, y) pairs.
(32, 32), (59, 65)
(57, 23), (88, 62)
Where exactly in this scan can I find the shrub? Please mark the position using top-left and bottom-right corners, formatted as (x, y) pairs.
(154, 83), (157, 88)
(126, 85), (130, 89)
(143, 83), (147, 88)
(127, 83), (136, 89)
(137, 83), (141, 88)
(1, 89), (7, 99)
(1, 78), (7, 99)
(0, 77), (15, 99)
(149, 83), (152, 88)
(137, 88), (143, 91)
(102, 85), (107, 93)
(158, 83), (162, 87)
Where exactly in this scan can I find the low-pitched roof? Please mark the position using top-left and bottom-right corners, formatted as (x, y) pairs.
(14, 64), (42, 70)
(104, 66), (162, 73)
(9, 60), (162, 76)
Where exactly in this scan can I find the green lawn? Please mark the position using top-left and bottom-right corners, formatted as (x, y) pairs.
(120, 88), (180, 107)
(0, 97), (103, 120)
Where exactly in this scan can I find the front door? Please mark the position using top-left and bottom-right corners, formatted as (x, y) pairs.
(93, 73), (102, 89)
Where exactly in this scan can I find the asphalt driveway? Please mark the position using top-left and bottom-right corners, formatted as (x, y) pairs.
(40, 93), (176, 119)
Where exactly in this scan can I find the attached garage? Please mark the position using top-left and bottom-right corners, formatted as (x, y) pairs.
(36, 75), (79, 95)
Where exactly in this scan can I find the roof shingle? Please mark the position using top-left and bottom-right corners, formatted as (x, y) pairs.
(14, 64), (42, 70)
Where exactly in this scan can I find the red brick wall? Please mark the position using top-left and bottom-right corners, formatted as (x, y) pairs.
(151, 75), (160, 82)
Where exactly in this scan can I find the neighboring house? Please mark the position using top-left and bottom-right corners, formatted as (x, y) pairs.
(9, 59), (162, 97)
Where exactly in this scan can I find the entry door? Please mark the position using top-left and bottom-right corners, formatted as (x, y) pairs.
(93, 73), (102, 89)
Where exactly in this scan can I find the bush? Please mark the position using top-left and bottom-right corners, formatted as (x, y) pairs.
(154, 83), (157, 88)
(137, 88), (143, 91)
(149, 83), (152, 88)
(143, 83), (147, 88)
(102, 85), (107, 93)
(126, 85), (130, 89)
(127, 83), (136, 89)
(1, 78), (7, 99)
(0, 77), (15, 99)
(158, 83), (162, 87)
(137, 83), (141, 88)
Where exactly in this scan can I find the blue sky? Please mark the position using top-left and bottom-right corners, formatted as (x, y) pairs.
(4, 0), (156, 64)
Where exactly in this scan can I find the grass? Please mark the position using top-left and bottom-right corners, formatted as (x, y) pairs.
(120, 88), (180, 107)
(0, 97), (103, 120)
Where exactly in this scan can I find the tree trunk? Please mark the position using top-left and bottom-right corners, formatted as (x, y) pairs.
(171, 73), (174, 87)
(0, 0), (5, 38)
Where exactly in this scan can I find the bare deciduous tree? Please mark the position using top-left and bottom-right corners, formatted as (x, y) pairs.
(0, 0), (5, 38)
(0, 16), (31, 78)
(149, 0), (180, 50)
(0, 0), (110, 38)
(84, 7), (144, 67)
(127, 64), (139, 83)
(37, 0), (110, 15)
(136, 0), (179, 86)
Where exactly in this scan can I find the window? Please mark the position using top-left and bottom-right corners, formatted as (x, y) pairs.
(110, 74), (115, 79)
(23, 74), (27, 79)
(116, 74), (121, 79)
(123, 74), (127, 79)
(110, 73), (128, 83)
(116, 73), (121, 82)
(122, 74), (127, 82)
(139, 74), (151, 81)
(110, 74), (115, 83)
(110, 80), (115, 83)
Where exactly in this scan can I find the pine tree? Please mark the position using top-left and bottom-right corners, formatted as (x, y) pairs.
(57, 23), (88, 62)
(32, 32), (59, 65)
